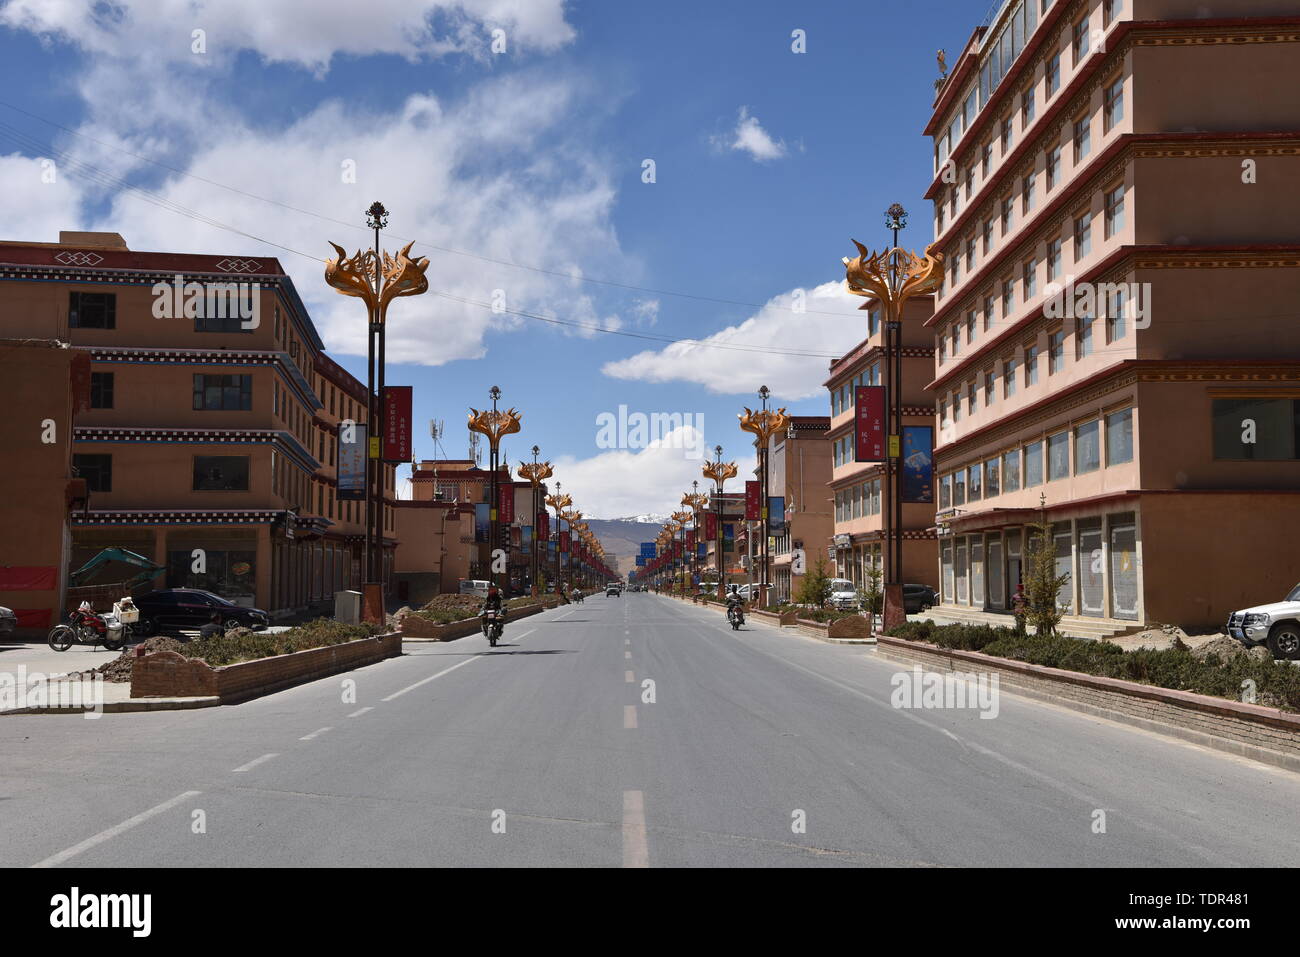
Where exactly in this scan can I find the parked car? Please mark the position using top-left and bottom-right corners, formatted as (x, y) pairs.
(0, 604), (16, 638)
(828, 579), (859, 610)
(458, 579), (492, 599)
(132, 589), (270, 636)
(903, 584), (938, 614)
(606, 584), (620, 597)
(1227, 583), (1300, 659)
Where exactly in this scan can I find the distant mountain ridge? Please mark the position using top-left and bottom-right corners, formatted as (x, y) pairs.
(584, 517), (665, 577)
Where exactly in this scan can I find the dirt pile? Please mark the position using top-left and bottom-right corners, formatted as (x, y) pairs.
(1190, 634), (1271, 664)
(72, 636), (189, 683)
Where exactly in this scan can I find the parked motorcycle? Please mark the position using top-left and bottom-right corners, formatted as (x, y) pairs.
(482, 608), (505, 647)
(727, 605), (744, 630)
(47, 600), (136, 652)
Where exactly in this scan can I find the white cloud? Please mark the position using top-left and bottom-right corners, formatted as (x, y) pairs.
(553, 425), (756, 520)
(601, 280), (866, 401)
(715, 106), (787, 162)
(0, 0), (575, 72)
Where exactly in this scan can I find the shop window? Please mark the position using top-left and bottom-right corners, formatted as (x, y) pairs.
(73, 453), (112, 492)
(69, 291), (116, 329)
(194, 455), (251, 491)
(1048, 431), (1070, 480)
(1106, 408), (1134, 465)
(1212, 398), (1299, 460)
(1075, 420), (1100, 473)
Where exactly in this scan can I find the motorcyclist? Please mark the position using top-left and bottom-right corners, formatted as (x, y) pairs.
(481, 586), (506, 636)
(572, 587), (583, 603)
(725, 585), (745, 622)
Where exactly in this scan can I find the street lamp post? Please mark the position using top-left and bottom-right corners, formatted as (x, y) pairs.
(468, 387), (521, 594)
(738, 386), (790, 611)
(841, 210), (944, 629)
(518, 447), (552, 596)
(703, 445), (737, 599)
(545, 484), (570, 595)
(324, 203), (430, 623)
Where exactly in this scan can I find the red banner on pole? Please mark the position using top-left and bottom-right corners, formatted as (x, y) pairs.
(745, 481), (760, 520)
(704, 511), (717, 540)
(537, 511), (549, 541)
(381, 386), (413, 462)
(686, 529), (695, 550)
(560, 531), (570, 553)
(497, 483), (514, 525)
(854, 385), (886, 463)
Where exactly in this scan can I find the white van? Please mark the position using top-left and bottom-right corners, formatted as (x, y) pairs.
(828, 579), (859, 610)
(458, 579), (491, 599)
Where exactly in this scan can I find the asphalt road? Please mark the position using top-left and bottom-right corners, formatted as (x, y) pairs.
(3, 592), (1298, 867)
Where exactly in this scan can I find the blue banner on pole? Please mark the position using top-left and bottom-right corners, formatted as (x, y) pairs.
(768, 496), (785, 530)
(474, 503), (490, 543)
(901, 426), (935, 504)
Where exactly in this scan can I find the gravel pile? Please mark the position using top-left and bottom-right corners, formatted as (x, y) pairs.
(1190, 634), (1271, 663)
(70, 636), (190, 683)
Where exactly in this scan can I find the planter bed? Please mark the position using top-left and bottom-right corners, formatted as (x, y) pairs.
(876, 635), (1300, 772)
(400, 602), (552, 641)
(132, 632), (402, 704)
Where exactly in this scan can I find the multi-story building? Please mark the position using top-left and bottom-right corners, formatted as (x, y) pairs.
(769, 416), (834, 604)
(701, 491), (745, 591)
(0, 231), (396, 618)
(825, 300), (938, 594)
(923, 0), (1300, 633)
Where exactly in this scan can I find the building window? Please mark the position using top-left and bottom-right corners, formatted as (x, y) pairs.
(1002, 449), (1021, 492)
(965, 236), (977, 272)
(69, 291), (116, 329)
(1001, 115), (1014, 155)
(984, 370), (996, 406)
(1048, 329), (1065, 374)
(1001, 195), (1015, 235)
(1025, 345), (1039, 386)
(985, 457), (1001, 497)
(967, 381), (977, 415)
(964, 166), (975, 202)
(984, 293), (996, 332)
(90, 371), (114, 409)
(1074, 212), (1092, 259)
(1023, 259), (1038, 300)
(1002, 277), (1015, 316)
(940, 474), (952, 510)
(193, 374), (253, 411)
(982, 218), (994, 254)
(981, 140), (993, 177)
(1077, 315), (1094, 358)
(1105, 185), (1126, 237)
(1073, 17), (1090, 64)
(1075, 420), (1101, 473)
(1106, 287), (1127, 341)
(1046, 145), (1061, 190)
(194, 455), (251, 491)
(1103, 0), (1122, 27)
(1004, 355), (1019, 397)
(193, 285), (255, 334)
(952, 390), (961, 422)
(1104, 76), (1124, 131)
(1021, 174), (1035, 215)
(1046, 52), (1061, 97)
(966, 310), (977, 344)
(1021, 88), (1036, 128)
(953, 468), (966, 505)
(1212, 398), (1300, 460)
(1048, 431), (1070, 480)
(73, 453), (112, 492)
(1074, 114), (1091, 163)
(1047, 237), (1062, 280)
(968, 464), (983, 501)
(1106, 408), (1134, 464)
(1024, 440), (1044, 486)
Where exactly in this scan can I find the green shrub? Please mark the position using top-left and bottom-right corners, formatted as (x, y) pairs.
(180, 618), (380, 667)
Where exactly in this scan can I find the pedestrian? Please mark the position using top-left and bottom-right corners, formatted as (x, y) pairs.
(1011, 583), (1028, 635)
(199, 612), (225, 640)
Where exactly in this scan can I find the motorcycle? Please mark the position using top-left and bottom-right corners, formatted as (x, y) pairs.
(47, 600), (135, 652)
(726, 604), (745, 630)
(482, 608), (505, 647)
(572, 590), (584, 604)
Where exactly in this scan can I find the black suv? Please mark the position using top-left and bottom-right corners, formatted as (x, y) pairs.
(133, 589), (271, 636)
(903, 584), (938, 614)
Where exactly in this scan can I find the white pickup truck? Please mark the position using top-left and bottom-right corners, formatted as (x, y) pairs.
(1226, 583), (1300, 660)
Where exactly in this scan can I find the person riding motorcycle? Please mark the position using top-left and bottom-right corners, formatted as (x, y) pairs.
(725, 585), (745, 622)
(572, 587), (584, 603)
(480, 586), (506, 636)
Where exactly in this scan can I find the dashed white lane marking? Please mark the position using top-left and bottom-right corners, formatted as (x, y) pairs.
(33, 790), (203, 868)
(622, 790), (649, 868)
(300, 727), (332, 741)
(625, 670), (634, 683)
(347, 707), (373, 718)
(625, 651), (631, 659)
(382, 658), (477, 702)
(624, 705), (638, 729)
(232, 753), (279, 773)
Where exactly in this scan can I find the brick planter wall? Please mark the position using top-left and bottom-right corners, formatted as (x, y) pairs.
(876, 635), (1300, 772)
(132, 633), (402, 703)
(399, 602), (552, 641)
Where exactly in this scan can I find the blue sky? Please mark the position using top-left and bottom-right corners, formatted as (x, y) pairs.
(0, 0), (981, 517)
